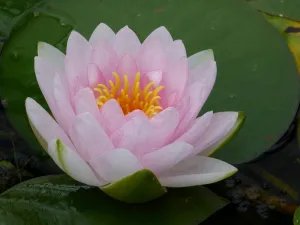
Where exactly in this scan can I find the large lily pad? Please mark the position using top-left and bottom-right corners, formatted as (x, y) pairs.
(0, 0), (298, 163)
(0, 174), (228, 225)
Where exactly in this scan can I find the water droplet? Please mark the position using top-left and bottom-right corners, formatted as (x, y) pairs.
(11, 51), (19, 60)
(229, 93), (236, 98)
(33, 11), (39, 17)
(211, 27), (215, 30)
(137, 13), (141, 17)
(279, 13), (283, 17)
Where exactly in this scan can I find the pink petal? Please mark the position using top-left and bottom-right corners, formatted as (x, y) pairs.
(149, 107), (180, 151)
(65, 31), (92, 91)
(176, 111), (213, 145)
(188, 49), (214, 70)
(141, 141), (193, 175)
(163, 58), (188, 105)
(91, 40), (119, 82)
(189, 59), (216, 84)
(89, 148), (143, 182)
(53, 74), (75, 134)
(87, 63), (106, 88)
(34, 57), (58, 117)
(124, 109), (147, 122)
(145, 70), (162, 87)
(114, 26), (141, 58)
(158, 155), (237, 187)
(116, 55), (138, 84)
(194, 112), (238, 155)
(100, 99), (124, 135)
(165, 40), (186, 63)
(48, 139), (108, 186)
(110, 114), (153, 157)
(174, 61), (216, 137)
(69, 112), (113, 161)
(74, 87), (100, 120)
(136, 40), (166, 74)
(25, 98), (75, 150)
(143, 26), (173, 45)
(37, 42), (65, 76)
(89, 23), (115, 46)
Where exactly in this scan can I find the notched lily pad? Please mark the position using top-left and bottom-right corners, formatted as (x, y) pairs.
(101, 169), (167, 203)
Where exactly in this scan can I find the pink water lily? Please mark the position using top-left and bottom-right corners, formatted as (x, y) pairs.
(26, 23), (242, 188)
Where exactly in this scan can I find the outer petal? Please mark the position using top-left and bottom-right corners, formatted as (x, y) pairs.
(110, 114), (153, 156)
(143, 26), (173, 45)
(89, 148), (143, 182)
(195, 112), (239, 155)
(37, 42), (65, 75)
(136, 40), (166, 74)
(48, 139), (108, 186)
(53, 74), (75, 134)
(149, 107), (180, 150)
(165, 40), (187, 63)
(189, 59), (216, 84)
(89, 23), (115, 46)
(158, 155), (237, 187)
(69, 112), (113, 161)
(141, 142), (193, 175)
(176, 111), (213, 145)
(188, 49), (214, 70)
(34, 57), (58, 116)
(114, 26), (141, 58)
(174, 61), (216, 137)
(100, 99), (124, 134)
(25, 98), (74, 150)
(116, 55), (138, 83)
(65, 31), (92, 91)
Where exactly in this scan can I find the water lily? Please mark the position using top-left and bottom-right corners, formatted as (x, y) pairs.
(26, 23), (244, 202)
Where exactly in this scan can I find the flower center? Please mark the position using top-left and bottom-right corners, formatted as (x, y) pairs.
(94, 72), (164, 118)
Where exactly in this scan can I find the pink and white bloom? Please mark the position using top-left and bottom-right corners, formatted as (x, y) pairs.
(26, 23), (242, 188)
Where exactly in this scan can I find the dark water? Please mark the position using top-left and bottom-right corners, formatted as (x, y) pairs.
(0, 98), (299, 225)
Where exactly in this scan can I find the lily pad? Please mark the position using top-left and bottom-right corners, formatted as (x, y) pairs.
(263, 13), (300, 74)
(247, 0), (300, 21)
(0, 0), (298, 163)
(294, 206), (300, 225)
(0, 174), (228, 225)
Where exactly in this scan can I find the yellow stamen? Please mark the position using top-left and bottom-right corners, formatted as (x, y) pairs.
(94, 72), (164, 117)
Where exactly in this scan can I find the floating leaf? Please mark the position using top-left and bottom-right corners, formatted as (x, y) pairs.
(0, 174), (228, 225)
(264, 13), (300, 74)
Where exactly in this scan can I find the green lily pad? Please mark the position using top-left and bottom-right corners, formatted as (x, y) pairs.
(294, 206), (300, 225)
(101, 169), (167, 203)
(0, 0), (299, 163)
(247, 0), (300, 21)
(263, 13), (300, 75)
(0, 174), (228, 225)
